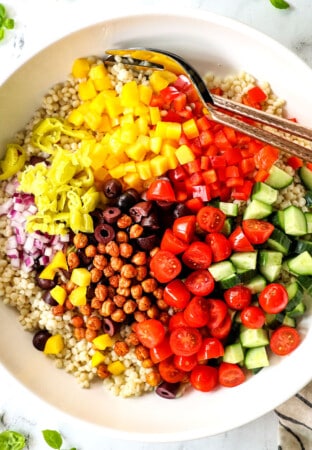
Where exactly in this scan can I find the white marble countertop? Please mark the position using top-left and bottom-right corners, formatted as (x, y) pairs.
(0, 0), (311, 448)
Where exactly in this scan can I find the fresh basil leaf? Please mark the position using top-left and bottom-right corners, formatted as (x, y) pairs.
(0, 430), (26, 450)
(269, 0), (290, 9)
(42, 430), (63, 449)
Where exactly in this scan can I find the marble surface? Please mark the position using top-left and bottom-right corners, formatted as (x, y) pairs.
(0, 0), (311, 448)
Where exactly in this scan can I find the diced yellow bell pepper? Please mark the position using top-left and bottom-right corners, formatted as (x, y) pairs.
(120, 113), (134, 126)
(150, 136), (162, 154)
(150, 155), (169, 177)
(125, 141), (147, 162)
(105, 155), (123, 170)
(67, 109), (85, 127)
(69, 286), (87, 306)
(105, 96), (123, 118)
(89, 63), (107, 80)
(108, 360), (126, 375)
(72, 58), (90, 79)
(182, 118), (199, 139)
(149, 70), (177, 92)
(91, 350), (106, 367)
(135, 116), (149, 135)
(93, 76), (113, 91)
(50, 285), (67, 305)
(138, 84), (153, 105)
(136, 160), (153, 180)
(123, 172), (142, 189)
(44, 334), (64, 355)
(78, 79), (97, 101)
(93, 167), (109, 182)
(161, 143), (179, 170)
(120, 80), (139, 108)
(89, 92), (107, 114)
(92, 333), (113, 350)
(149, 106), (161, 125)
(175, 144), (196, 165)
(70, 267), (91, 286)
(84, 109), (102, 131)
(120, 123), (138, 144)
(109, 164), (127, 179)
(123, 160), (137, 173)
(39, 251), (68, 280)
(97, 115), (111, 133)
(155, 121), (181, 141)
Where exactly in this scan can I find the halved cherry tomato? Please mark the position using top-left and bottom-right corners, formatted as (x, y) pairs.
(258, 283), (288, 314)
(205, 232), (232, 262)
(182, 241), (212, 270)
(183, 296), (210, 328)
(228, 226), (254, 252)
(184, 269), (215, 297)
(150, 250), (182, 284)
(158, 357), (186, 383)
(173, 354), (198, 372)
(196, 205), (226, 233)
(197, 337), (224, 361)
(169, 326), (203, 356)
(218, 362), (246, 387)
(136, 319), (166, 349)
(269, 326), (301, 356)
(242, 219), (274, 245)
(163, 279), (191, 310)
(149, 336), (173, 364)
(240, 305), (266, 329)
(146, 179), (176, 202)
(224, 285), (252, 310)
(206, 299), (228, 329)
(168, 311), (189, 331)
(209, 312), (232, 340)
(190, 365), (218, 392)
(172, 215), (196, 243)
(160, 229), (188, 255)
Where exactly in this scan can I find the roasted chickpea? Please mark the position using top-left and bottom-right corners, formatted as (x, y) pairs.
(135, 344), (149, 361)
(142, 358), (154, 369)
(116, 231), (129, 243)
(125, 332), (140, 346)
(118, 276), (132, 289)
(145, 370), (161, 387)
(71, 315), (84, 328)
(90, 267), (103, 283)
(74, 327), (86, 340)
(86, 315), (102, 331)
(73, 233), (88, 249)
(134, 310), (147, 323)
(157, 298), (169, 311)
(137, 296), (151, 311)
(116, 287), (130, 297)
(100, 299), (116, 316)
(123, 299), (137, 314)
(85, 244), (97, 258)
(136, 266), (147, 281)
(146, 305), (159, 319)
(110, 308), (126, 323)
(67, 252), (80, 269)
(119, 242), (133, 258)
(91, 297), (102, 310)
(93, 254), (108, 270)
(141, 278), (158, 293)
(97, 243), (106, 254)
(117, 214), (132, 229)
(113, 294), (126, 308)
(103, 265), (115, 278)
(97, 363), (110, 379)
(120, 263), (137, 279)
(110, 256), (124, 272)
(131, 251), (147, 266)
(113, 341), (129, 357)
(109, 274), (120, 288)
(105, 241), (120, 257)
(79, 304), (92, 316)
(130, 284), (143, 299)
(129, 224), (144, 239)
(52, 305), (65, 316)
(85, 328), (98, 342)
(94, 284), (108, 301)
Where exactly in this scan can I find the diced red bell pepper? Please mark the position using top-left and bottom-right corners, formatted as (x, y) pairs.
(196, 115), (212, 131)
(254, 145), (279, 171)
(246, 86), (267, 105)
(185, 197), (204, 213)
(200, 155), (210, 171)
(210, 155), (227, 168)
(202, 169), (217, 185)
(224, 148), (242, 165)
(192, 185), (211, 202)
(185, 159), (201, 174)
(146, 179), (176, 202)
(214, 129), (232, 149)
(225, 165), (240, 178)
(287, 156), (303, 169)
(168, 166), (187, 183)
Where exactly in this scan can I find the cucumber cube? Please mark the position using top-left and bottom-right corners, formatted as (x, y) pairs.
(244, 346), (269, 370)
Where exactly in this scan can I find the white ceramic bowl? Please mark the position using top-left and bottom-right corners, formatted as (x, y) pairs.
(0, 9), (312, 442)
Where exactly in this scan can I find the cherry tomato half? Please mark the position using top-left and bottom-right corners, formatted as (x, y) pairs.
(158, 357), (186, 383)
(182, 241), (213, 270)
(240, 305), (266, 329)
(150, 250), (182, 284)
(160, 229), (188, 255)
(172, 215), (196, 244)
(242, 219), (274, 245)
(169, 326), (203, 356)
(218, 362), (246, 387)
(205, 232), (232, 262)
(149, 336), (173, 364)
(197, 337), (224, 362)
(196, 206), (226, 233)
(206, 299), (228, 329)
(269, 326), (301, 356)
(163, 279), (191, 309)
(185, 269), (215, 297)
(228, 226), (254, 252)
(183, 296), (210, 328)
(146, 179), (176, 202)
(136, 319), (166, 349)
(168, 311), (189, 331)
(173, 354), (198, 372)
(209, 312), (232, 340)
(224, 285), (252, 310)
(190, 365), (219, 392)
(258, 283), (288, 314)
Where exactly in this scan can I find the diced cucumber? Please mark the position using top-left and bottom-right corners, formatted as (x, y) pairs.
(221, 218), (233, 236)
(283, 205), (307, 236)
(223, 342), (244, 364)
(294, 238), (312, 255)
(285, 281), (303, 312)
(230, 251), (258, 271)
(286, 301), (306, 318)
(297, 275), (312, 294)
(287, 251), (312, 275)
(282, 315), (296, 327)
(244, 274), (267, 294)
(271, 210), (285, 230)
(299, 165), (312, 190)
(244, 346), (269, 370)
(218, 202), (238, 217)
(305, 212), (312, 233)
(265, 165), (293, 189)
(240, 326), (269, 348)
(304, 191), (312, 207)
(259, 250), (283, 266)
(251, 182), (278, 205)
(219, 274), (241, 289)
(259, 264), (282, 282)
(243, 199), (272, 220)
(208, 260), (236, 282)
(237, 269), (258, 283)
(266, 228), (292, 255)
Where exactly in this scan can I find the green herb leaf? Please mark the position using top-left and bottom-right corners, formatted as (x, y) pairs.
(269, 0), (290, 9)
(0, 3), (6, 19)
(4, 17), (14, 29)
(42, 430), (63, 449)
(0, 28), (4, 41)
(0, 430), (26, 450)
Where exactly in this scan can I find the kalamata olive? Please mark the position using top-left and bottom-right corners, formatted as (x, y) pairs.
(35, 275), (56, 290)
(156, 200), (174, 211)
(103, 178), (123, 199)
(77, 248), (93, 266)
(103, 318), (117, 336)
(173, 203), (191, 218)
(32, 329), (52, 351)
(129, 201), (153, 223)
(42, 291), (58, 307)
(156, 381), (180, 399)
(28, 155), (47, 165)
(137, 234), (158, 251)
(117, 189), (140, 211)
(91, 208), (106, 225)
(94, 224), (115, 244)
(102, 206), (122, 224)
(141, 212), (160, 230)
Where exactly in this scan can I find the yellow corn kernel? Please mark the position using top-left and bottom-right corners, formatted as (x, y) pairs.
(72, 58), (90, 79)
(91, 350), (106, 367)
(69, 286), (87, 306)
(150, 155), (169, 177)
(70, 267), (91, 286)
(109, 164), (127, 179)
(108, 360), (126, 375)
(136, 160), (153, 180)
(44, 334), (64, 355)
(120, 80), (139, 108)
(150, 136), (162, 154)
(149, 70), (177, 92)
(39, 251), (68, 280)
(67, 109), (85, 127)
(155, 121), (181, 141)
(123, 172), (142, 189)
(175, 144), (196, 165)
(182, 118), (199, 139)
(78, 79), (97, 101)
(84, 109), (102, 131)
(120, 123), (138, 144)
(50, 285), (67, 305)
(149, 106), (161, 125)
(105, 96), (123, 118)
(138, 84), (153, 105)
(93, 333), (113, 350)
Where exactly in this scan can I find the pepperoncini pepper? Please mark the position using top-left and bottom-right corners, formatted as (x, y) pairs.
(0, 144), (26, 180)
